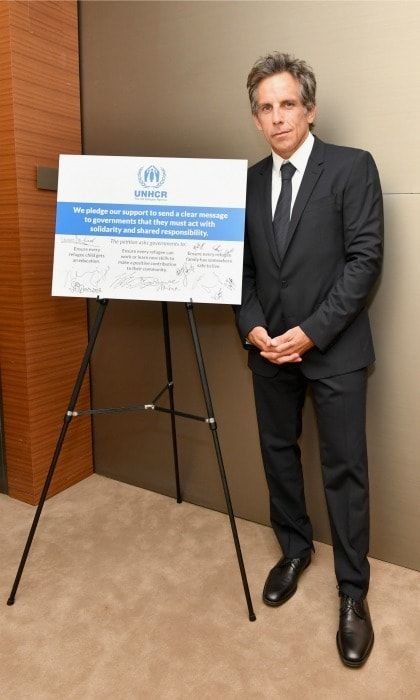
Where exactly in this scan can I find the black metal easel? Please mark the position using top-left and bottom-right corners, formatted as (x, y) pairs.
(7, 298), (256, 621)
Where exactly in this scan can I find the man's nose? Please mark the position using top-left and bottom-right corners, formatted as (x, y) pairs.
(272, 106), (284, 124)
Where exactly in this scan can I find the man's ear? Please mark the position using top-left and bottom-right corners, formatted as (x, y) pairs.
(307, 104), (316, 126)
(252, 113), (263, 132)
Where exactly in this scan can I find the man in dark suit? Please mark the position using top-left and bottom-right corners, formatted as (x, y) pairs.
(235, 52), (383, 667)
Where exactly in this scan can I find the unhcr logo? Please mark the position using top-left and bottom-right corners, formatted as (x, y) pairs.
(138, 165), (166, 188)
(135, 164), (168, 199)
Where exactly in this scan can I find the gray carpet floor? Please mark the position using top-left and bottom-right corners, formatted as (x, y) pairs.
(1, 474), (419, 699)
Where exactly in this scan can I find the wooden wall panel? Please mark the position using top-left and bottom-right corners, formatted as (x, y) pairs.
(0, 1), (93, 504)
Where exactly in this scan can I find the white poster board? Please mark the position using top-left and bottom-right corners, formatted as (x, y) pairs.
(52, 155), (247, 304)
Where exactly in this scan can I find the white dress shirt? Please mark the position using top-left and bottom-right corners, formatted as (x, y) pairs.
(271, 131), (314, 219)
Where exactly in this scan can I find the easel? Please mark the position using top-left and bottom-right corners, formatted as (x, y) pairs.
(7, 298), (256, 621)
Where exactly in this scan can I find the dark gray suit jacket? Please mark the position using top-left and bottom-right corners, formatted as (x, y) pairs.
(234, 136), (384, 380)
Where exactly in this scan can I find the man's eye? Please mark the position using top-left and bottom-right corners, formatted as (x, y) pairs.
(285, 102), (295, 108)
(259, 105), (272, 114)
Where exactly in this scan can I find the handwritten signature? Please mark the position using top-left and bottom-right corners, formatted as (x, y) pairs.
(66, 266), (110, 293)
(60, 236), (98, 246)
(110, 273), (161, 289)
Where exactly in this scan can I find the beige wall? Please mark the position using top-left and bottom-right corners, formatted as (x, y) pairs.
(79, 0), (420, 570)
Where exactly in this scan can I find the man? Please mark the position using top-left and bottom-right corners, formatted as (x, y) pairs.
(235, 52), (383, 667)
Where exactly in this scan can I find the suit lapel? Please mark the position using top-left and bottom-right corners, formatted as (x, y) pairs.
(282, 136), (325, 261)
(257, 156), (282, 267)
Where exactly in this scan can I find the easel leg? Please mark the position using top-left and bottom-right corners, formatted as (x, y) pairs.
(7, 298), (109, 605)
(161, 302), (182, 503)
(185, 302), (256, 621)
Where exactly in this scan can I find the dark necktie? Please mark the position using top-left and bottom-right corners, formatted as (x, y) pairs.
(273, 161), (296, 260)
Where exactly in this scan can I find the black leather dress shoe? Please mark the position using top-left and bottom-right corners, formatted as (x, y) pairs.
(262, 555), (311, 606)
(336, 594), (374, 667)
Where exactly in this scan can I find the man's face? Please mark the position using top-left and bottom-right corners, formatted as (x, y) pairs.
(253, 72), (316, 159)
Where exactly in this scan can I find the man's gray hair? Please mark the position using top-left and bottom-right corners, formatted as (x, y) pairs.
(247, 52), (317, 115)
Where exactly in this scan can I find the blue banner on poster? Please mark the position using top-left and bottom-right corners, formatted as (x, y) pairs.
(56, 202), (245, 241)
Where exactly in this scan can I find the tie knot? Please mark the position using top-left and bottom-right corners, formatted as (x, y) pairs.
(280, 161), (296, 181)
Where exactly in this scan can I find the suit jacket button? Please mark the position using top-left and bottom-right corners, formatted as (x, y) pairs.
(281, 280), (288, 288)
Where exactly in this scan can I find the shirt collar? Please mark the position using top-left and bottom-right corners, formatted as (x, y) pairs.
(272, 131), (314, 175)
